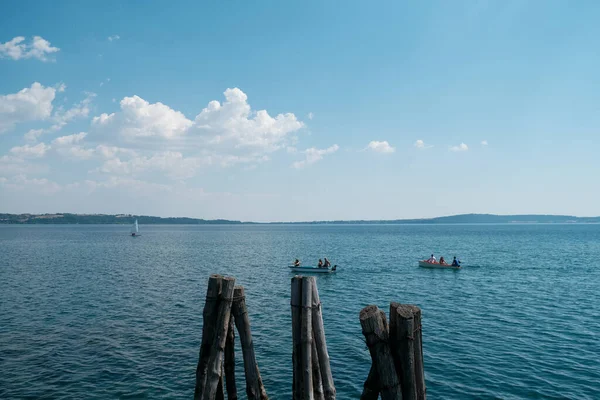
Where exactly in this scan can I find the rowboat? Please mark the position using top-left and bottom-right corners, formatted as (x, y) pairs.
(418, 260), (460, 269)
(288, 265), (337, 274)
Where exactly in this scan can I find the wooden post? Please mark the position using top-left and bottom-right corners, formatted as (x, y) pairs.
(410, 306), (426, 400)
(202, 276), (236, 399)
(311, 333), (324, 400)
(390, 303), (417, 400)
(311, 280), (336, 400)
(291, 276), (303, 399)
(360, 364), (379, 400)
(195, 274), (223, 399)
(224, 316), (237, 400)
(301, 276), (314, 400)
(359, 305), (401, 400)
(231, 286), (268, 400)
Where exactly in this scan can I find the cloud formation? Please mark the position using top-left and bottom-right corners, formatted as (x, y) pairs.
(108, 35), (120, 42)
(414, 139), (432, 149)
(450, 143), (469, 152)
(0, 83), (57, 133)
(0, 36), (60, 61)
(292, 144), (339, 169)
(367, 140), (395, 153)
(481, 140), (488, 146)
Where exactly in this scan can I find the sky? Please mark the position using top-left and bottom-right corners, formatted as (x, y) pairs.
(1, 1), (600, 222)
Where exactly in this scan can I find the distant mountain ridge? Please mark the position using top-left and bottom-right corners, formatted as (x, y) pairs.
(1, 213), (599, 224)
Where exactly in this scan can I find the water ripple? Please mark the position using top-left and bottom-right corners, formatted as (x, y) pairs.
(1, 224), (600, 399)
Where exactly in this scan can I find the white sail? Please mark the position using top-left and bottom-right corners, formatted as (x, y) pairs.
(131, 219), (139, 234)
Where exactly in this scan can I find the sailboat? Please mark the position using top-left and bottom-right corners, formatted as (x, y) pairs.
(131, 219), (140, 237)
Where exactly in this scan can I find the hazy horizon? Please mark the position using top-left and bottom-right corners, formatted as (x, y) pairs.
(2, 2), (599, 220)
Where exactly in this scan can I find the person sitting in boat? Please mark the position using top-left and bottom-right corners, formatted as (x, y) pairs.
(318, 259), (324, 268)
(324, 258), (331, 268)
(427, 254), (437, 263)
(294, 259), (300, 267)
(439, 256), (446, 265)
(451, 257), (460, 266)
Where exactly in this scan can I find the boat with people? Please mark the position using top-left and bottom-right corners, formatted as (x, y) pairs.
(418, 260), (460, 269)
(288, 265), (337, 273)
(289, 257), (337, 273)
(418, 254), (461, 269)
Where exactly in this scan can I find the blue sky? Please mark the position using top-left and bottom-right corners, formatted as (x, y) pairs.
(1, 1), (599, 221)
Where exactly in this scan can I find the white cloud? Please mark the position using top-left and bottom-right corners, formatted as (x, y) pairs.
(367, 140), (395, 154)
(24, 129), (46, 143)
(0, 155), (48, 176)
(99, 78), (111, 87)
(96, 151), (207, 179)
(0, 36), (60, 62)
(92, 95), (193, 140)
(308, 112), (314, 120)
(89, 87), (304, 159)
(52, 132), (88, 146)
(192, 88), (303, 151)
(0, 82), (57, 133)
(292, 144), (339, 169)
(450, 143), (469, 152)
(10, 143), (50, 158)
(51, 133), (94, 159)
(414, 139), (432, 149)
(95, 145), (138, 159)
(108, 35), (120, 42)
(23, 91), (95, 142)
(481, 140), (488, 146)
(0, 175), (61, 195)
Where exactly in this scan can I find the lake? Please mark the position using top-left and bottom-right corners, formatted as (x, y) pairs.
(1, 224), (599, 399)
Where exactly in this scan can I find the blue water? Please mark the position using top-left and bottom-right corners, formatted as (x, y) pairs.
(1, 224), (599, 399)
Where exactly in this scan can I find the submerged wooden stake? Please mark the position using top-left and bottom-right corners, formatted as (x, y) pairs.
(301, 276), (314, 400)
(224, 316), (237, 400)
(231, 286), (268, 400)
(410, 306), (426, 400)
(311, 280), (336, 400)
(311, 332), (324, 400)
(360, 364), (379, 400)
(202, 276), (236, 399)
(390, 303), (417, 400)
(359, 305), (401, 400)
(195, 274), (223, 400)
(291, 276), (303, 399)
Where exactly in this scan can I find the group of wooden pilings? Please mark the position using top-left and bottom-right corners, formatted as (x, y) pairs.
(290, 276), (335, 400)
(359, 303), (426, 400)
(194, 274), (426, 400)
(194, 274), (268, 400)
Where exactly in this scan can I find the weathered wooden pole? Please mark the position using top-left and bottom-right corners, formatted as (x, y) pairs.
(390, 303), (417, 400)
(224, 316), (237, 400)
(231, 286), (268, 400)
(410, 306), (426, 400)
(195, 274), (223, 399)
(311, 333), (324, 400)
(291, 276), (303, 399)
(360, 364), (379, 400)
(301, 276), (314, 400)
(202, 276), (236, 399)
(311, 280), (336, 400)
(359, 305), (401, 400)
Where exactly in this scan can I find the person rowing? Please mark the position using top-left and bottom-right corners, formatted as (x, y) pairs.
(324, 258), (331, 268)
(439, 256), (446, 265)
(427, 254), (437, 263)
(451, 256), (460, 267)
(318, 259), (323, 268)
(294, 259), (300, 267)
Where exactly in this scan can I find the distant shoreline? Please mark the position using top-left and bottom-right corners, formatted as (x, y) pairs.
(1, 213), (599, 225)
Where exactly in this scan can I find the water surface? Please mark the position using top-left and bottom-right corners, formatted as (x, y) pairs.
(1, 224), (599, 399)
